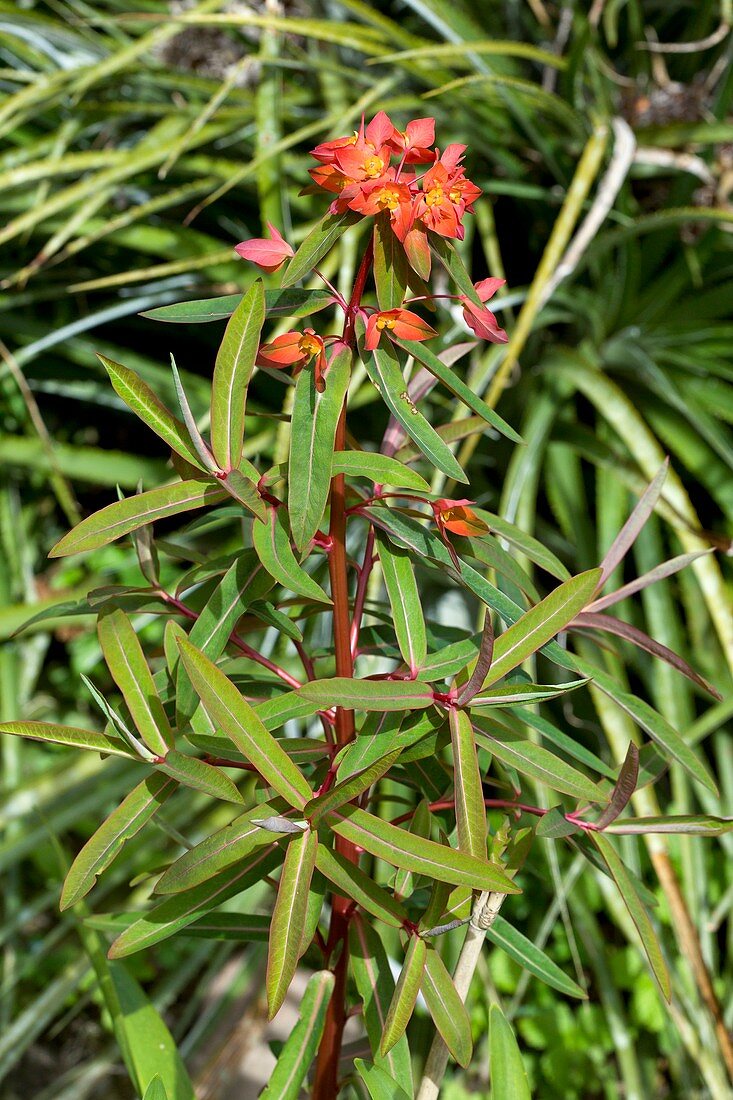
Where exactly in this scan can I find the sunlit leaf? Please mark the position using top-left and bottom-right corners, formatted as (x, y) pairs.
(376, 530), (427, 673)
(380, 935), (427, 1055)
(267, 828), (318, 1017)
(260, 971), (334, 1100)
(422, 945), (472, 1067)
(210, 278), (265, 469)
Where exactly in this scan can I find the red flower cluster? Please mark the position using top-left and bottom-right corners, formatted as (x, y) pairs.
(309, 112), (481, 249)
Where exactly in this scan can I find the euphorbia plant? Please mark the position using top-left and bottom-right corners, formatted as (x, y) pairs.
(3, 112), (729, 1100)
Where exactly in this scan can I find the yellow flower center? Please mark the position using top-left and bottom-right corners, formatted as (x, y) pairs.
(449, 186), (462, 203)
(376, 187), (400, 211)
(376, 315), (396, 331)
(364, 154), (385, 179)
(425, 186), (444, 207)
(298, 334), (321, 358)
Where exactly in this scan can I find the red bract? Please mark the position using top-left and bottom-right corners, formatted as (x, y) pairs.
(257, 329), (328, 389)
(234, 223), (294, 273)
(415, 155), (482, 241)
(364, 308), (438, 351)
(433, 498), (489, 536)
(461, 278), (508, 343)
(347, 172), (415, 241)
(388, 117), (436, 163)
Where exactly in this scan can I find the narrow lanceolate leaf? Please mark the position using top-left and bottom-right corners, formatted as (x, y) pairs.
(252, 506), (331, 604)
(355, 1060), (411, 1100)
(101, 356), (204, 469)
(260, 971), (334, 1100)
(288, 344), (351, 551)
(482, 569), (602, 688)
(588, 550), (711, 613)
(61, 774), (175, 910)
(0, 721), (132, 758)
(457, 612), (494, 704)
(374, 212), (409, 310)
(169, 356), (218, 472)
(429, 235), (483, 306)
(602, 815), (733, 836)
(176, 637), (312, 808)
(299, 677), (434, 712)
(376, 531), (427, 673)
(591, 831), (671, 1001)
(156, 802), (283, 894)
(49, 480), (227, 557)
(489, 1004), (531, 1100)
(210, 278), (265, 470)
(332, 450), (430, 491)
(485, 914), (586, 999)
(109, 844), (281, 957)
(573, 656), (718, 795)
(157, 750), (244, 805)
(176, 552), (273, 723)
(599, 459), (669, 585)
(473, 721), (604, 801)
(381, 935), (427, 1055)
(449, 709), (487, 859)
(350, 916), (414, 1089)
(281, 212), (360, 286)
(328, 805), (518, 893)
(98, 607), (173, 755)
(363, 338), (467, 483)
(593, 743), (639, 831)
(393, 798), (430, 901)
(267, 829), (318, 1017)
(305, 749), (402, 824)
(316, 846), (408, 928)
(222, 468), (267, 520)
(422, 946), (472, 1067)
(469, 679), (588, 707)
(142, 288), (333, 323)
(397, 339), (521, 443)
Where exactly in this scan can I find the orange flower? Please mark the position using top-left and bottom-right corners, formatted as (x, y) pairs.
(234, 223), (294, 273)
(346, 171), (415, 241)
(460, 278), (508, 344)
(414, 148), (482, 241)
(364, 308), (438, 351)
(257, 328), (328, 389)
(388, 117), (436, 163)
(433, 498), (489, 537)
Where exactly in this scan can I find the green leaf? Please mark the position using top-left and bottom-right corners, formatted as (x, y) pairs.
(142, 288), (334, 323)
(363, 338), (468, 482)
(449, 709), (487, 858)
(142, 1077), (168, 1100)
(288, 343), (351, 551)
(591, 832), (671, 1000)
(267, 828), (318, 1017)
(61, 774), (176, 910)
(100, 355), (205, 470)
(210, 278), (265, 469)
(299, 677), (434, 712)
(252, 506), (332, 603)
(332, 450), (430, 491)
(422, 946), (472, 1067)
(98, 607), (173, 756)
(281, 212), (360, 286)
(602, 814), (733, 836)
(473, 721), (604, 801)
(355, 1060), (411, 1100)
(49, 480), (227, 557)
(485, 915), (586, 999)
(394, 799), (431, 902)
(469, 679), (588, 707)
(482, 570), (601, 688)
(176, 637), (313, 808)
(489, 1003), (531, 1100)
(397, 339), (521, 443)
(429, 235), (482, 305)
(157, 749), (244, 804)
(350, 915), (414, 1090)
(473, 509), (571, 580)
(221, 468), (267, 520)
(381, 935), (427, 1055)
(374, 213), (409, 310)
(156, 802), (283, 894)
(328, 805), (518, 893)
(260, 971), (335, 1100)
(0, 720), (132, 758)
(305, 748), (402, 824)
(176, 552), (273, 723)
(376, 531), (427, 673)
(255, 691), (323, 730)
(573, 656), (718, 796)
(316, 846), (408, 927)
(109, 844), (282, 957)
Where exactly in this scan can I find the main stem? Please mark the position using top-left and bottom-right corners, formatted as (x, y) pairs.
(312, 238), (373, 1100)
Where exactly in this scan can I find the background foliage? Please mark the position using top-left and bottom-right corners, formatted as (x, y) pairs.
(1, 0), (733, 1097)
